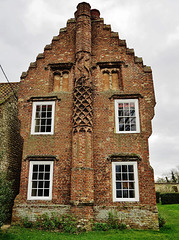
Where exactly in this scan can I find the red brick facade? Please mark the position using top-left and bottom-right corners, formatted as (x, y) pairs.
(12, 2), (158, 229)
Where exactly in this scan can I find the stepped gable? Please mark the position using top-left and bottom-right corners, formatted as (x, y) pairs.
(20, 4), (151, 80)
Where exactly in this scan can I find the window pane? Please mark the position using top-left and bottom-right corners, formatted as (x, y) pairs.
(46, 126), (51, 132)
(122, 173), (128, 180)
(45, 173), (50, 180)
(42, 105), (47, 111)
(116, 182), (122, 189)
(124, 103), (129, 109)
(33, 165), (38, 172)
(47, 105), (52, 111)
(44, 189), (49, 196)
(41, 111), (46, 118)
(123, 182), (128, 189)
(118, 110), (123, 116)
(35, 125), (40, 132)
(36, 105), (40, 112)
(32, 173), (38, 180)
(36, 111), (41, 118)
(130, 110), (135, 116)
(31, 189), (37, 196)
(47, 111), (52, 118)
(39, 165), (44, 172)
(39, 173), (44, 180)
(38, 181), (44, 188)
(118, 103), (123, 109)
(129, 173), (134, 180)
(129, 190), (135, 198)
(116, 190), (122, 198)
(35, 118), (40, 125)
(38, 189), (43, 196)
(32, 181), (37, 188)
(124, 110), (129, 116)
(129, 182), (134, 189)
(123, 190), (128, 198)
(130, 118), (136, 124)
(47, 119), (52, 125)
(125, 125), (130, 131)
(41, 126), (46, 132)
(116, 173), (121, 180)
(119, 117), (124, 124)
(41, 119), (46, 126)
(130, 102), (135, 109)
(122, 165), (127, 172)
(128, 165), (134, 172)
(116, 165), (121, 172)
(44, 181), (50, 188)
(45, 165), (50, 172)
(131, 125), (136, 131)
(119, 124), (124, 131)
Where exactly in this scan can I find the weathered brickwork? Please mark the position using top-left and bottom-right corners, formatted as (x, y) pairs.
(0, 83), (23, 215)
(12, 2), (158, 229)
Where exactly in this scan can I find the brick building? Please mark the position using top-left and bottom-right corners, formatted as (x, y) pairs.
(12, 2), (158, 229)
(0, 83), (23, 212)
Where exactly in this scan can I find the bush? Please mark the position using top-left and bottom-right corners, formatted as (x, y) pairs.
(158, 214), (166, 228)
(161, 193), (179, 205)
(92, 222), (108, 231)
(0, 172), (13, 227)
(93, 212), (126, 231)
(21, 217), (33, 228)
(156, 192), (160, 203)
(21, 213), (78, 233)
(60, 214), (77, 233)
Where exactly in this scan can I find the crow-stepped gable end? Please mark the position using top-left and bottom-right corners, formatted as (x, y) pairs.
(12, 2), (158, 229)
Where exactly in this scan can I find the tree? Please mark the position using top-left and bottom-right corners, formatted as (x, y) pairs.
(0, 172), (13, 227)
(156, 166), (179, 183)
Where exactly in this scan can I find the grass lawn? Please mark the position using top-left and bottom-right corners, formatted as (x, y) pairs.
(0, 204), (179, 240)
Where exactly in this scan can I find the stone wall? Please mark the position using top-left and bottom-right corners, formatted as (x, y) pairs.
(0, 93), (23, 209)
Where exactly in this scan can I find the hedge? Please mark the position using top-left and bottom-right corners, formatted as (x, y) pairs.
(156, 192), (160, 203)
(161, 193), (179, 205)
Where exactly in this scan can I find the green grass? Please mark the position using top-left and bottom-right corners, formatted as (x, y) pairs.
(0, 204), (179, 240)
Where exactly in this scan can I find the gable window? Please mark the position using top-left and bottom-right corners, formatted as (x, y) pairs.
(27, 161), (53, 200)
(31, 101), (55, 135)
(112, 162), (139, 202)
(115, 99), (140, 133)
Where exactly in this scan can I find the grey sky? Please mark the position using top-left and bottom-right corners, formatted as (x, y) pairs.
(0, 0), (179, 179)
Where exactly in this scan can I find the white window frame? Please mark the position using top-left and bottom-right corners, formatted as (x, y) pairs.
(27, 161), (54, 200)
(112, 162), (139, 202)
(115, 99), (140, 133)
(31, 101), (55, 135)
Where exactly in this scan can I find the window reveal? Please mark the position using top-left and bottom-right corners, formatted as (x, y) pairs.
(28, 161), (53, 200)
(115, 99), (140, 133)
(31, 101), (55, 135)
(112, 162), (139, 202)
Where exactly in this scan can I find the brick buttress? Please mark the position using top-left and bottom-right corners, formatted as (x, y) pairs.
(70, 2), (94, 218)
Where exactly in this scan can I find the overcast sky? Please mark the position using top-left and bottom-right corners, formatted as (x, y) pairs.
(0, 0), (179, 179)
